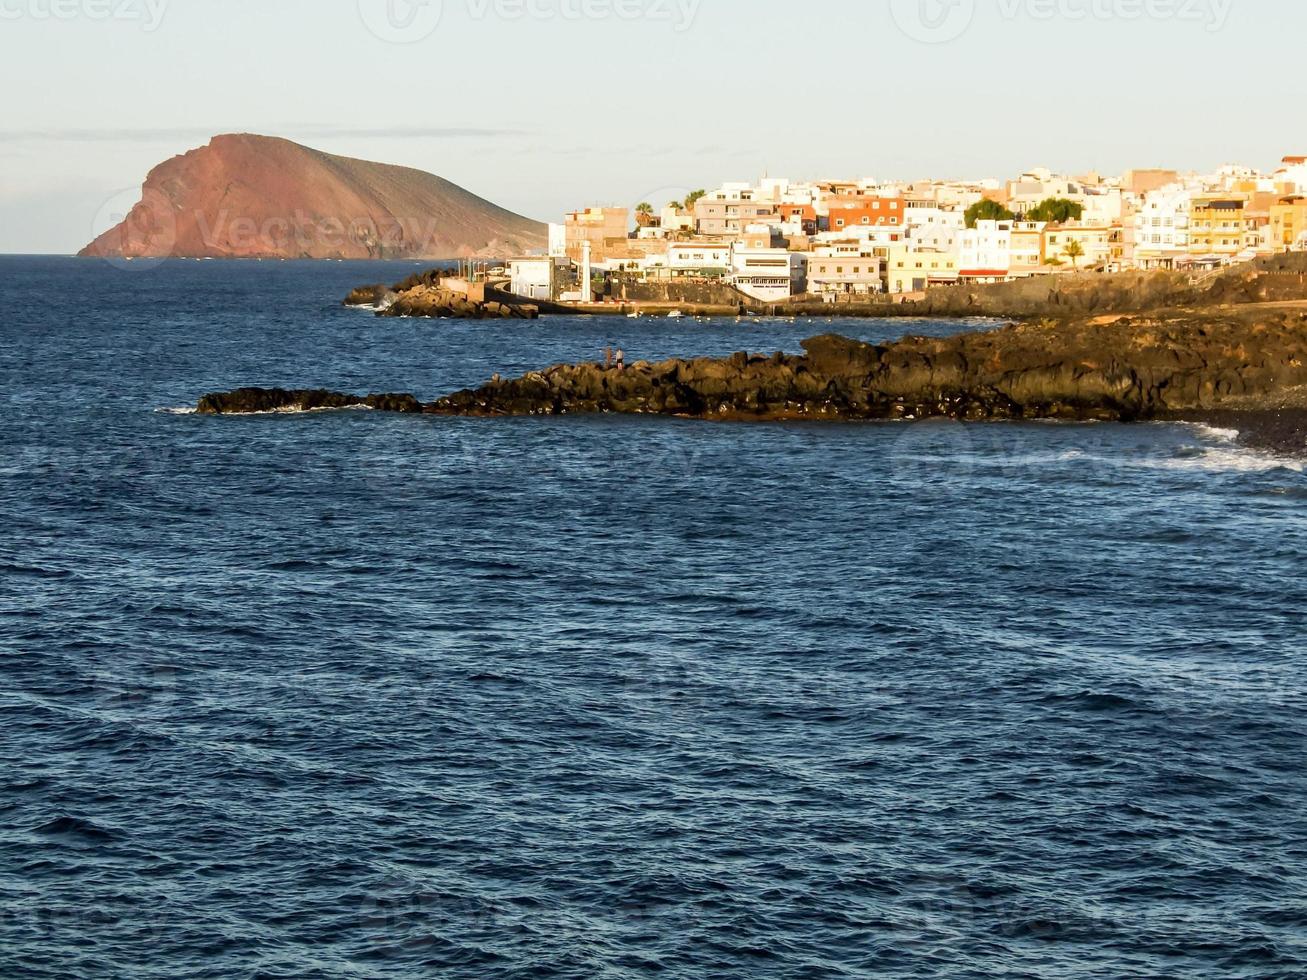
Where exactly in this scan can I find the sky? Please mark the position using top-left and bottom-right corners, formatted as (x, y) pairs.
(0, 0), (1303, 253)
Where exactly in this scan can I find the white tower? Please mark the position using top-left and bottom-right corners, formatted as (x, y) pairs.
(581, 240), (593, 303)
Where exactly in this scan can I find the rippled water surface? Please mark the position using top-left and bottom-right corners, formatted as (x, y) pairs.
(2, 257), (1306, 978)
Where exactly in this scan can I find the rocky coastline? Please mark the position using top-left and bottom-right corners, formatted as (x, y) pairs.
(198, 308), (1307, 451)
(344, 271), (539, 320)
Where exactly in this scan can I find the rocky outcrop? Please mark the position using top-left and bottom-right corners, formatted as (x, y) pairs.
(428, 310), (1307, 421)
(380, 285), (537, 320)
(81, 133), (546, 261)
(343, 284), (390, 307)
(196, 388), (423, 415)
(343, 269), (537, 318)
(197, 309), (1307, 424)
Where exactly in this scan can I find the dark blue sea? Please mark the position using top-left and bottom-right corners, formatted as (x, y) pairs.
(2, 255), (1305, 979)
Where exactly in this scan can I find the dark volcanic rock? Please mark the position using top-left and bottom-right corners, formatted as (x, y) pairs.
(343, 285), (388, 307)
(197, 309), (1307, 424)
(378, 284), (538, 320)
(196, 388), (422, 415)
(428, 311), (1307, 422)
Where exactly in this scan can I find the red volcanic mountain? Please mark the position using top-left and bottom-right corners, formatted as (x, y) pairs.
(80, 134), (546, 260)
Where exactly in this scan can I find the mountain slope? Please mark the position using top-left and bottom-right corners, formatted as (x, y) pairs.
(81, 134), (546, 260)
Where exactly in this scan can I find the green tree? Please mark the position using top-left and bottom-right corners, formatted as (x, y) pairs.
(1062, 239), (1086, 268)
(965, 199), (1016, 228)
(1027, 198), (1084, 224)
(684, 189), (708, 209)
(636, 202), (654, 215)
(668, 200), (684, 211)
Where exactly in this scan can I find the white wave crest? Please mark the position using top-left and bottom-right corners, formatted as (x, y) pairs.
(1153, 447), (1305, 475)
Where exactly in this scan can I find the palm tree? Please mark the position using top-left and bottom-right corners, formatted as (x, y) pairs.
(636, 202), (654, 216)
(668, 200), (684, 211)
(635, 202), (656, 228)
(1063, 239), (1085, 268)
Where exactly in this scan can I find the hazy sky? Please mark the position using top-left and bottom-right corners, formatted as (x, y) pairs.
(1, 0), (1302, 253)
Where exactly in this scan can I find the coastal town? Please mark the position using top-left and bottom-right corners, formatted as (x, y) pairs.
(506, 155), (1307, 307)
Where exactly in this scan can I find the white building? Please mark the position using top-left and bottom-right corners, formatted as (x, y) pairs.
(958, 220), (1014, 281)
(904, 204), (964, 250)
(1133, 187), (1191, 269)
(548, 223), (567, 259)
(667, 243), (732, 278)
(509, 257), (559, 301)
(813, 226), (906, 250)
(808, 248), (884, 297)
(730, 246), (807, 302)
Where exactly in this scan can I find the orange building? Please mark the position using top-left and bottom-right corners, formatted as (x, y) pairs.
(826, 197), (904, 232)
(779, 204), (818, 234)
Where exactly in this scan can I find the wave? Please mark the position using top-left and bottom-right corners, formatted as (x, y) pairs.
(1154, 446), (1305, 475)
(156, 407), (198, 415)
(34, 815), (115, 842)
(204, 404), (377, 417)
(1175, 421), (1241, 444)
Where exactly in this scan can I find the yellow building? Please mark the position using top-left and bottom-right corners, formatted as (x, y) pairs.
(1188, 195), (1249, 258)
(1042, 224), (1115, 268)
(1269, 196), (1307, 251)
(1009, 222), (1045, 277)
(886, 245), (960, 294)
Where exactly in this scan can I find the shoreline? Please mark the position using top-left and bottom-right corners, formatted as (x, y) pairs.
(192, 309), (1307, 458)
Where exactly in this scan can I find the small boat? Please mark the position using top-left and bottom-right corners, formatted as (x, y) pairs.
(627, 311), (642, 319)
(667, 310), (685, 319)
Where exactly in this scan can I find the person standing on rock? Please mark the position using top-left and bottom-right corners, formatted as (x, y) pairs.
(616, 349), (625, 372)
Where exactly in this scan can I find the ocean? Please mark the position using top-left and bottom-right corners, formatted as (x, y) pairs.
(1, 255), (1305, 978)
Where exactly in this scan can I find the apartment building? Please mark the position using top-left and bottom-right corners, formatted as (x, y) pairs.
(958, 220), (1014, 281)
(1044, 224), (1117, 268)
(731, 247), (807, 302)
(886, 245), (960, 294)
(808, 246), (884, 297)
(1133, 188), (1191, 269)
(695, 198), (779, 236)
(564, 207), (630, 263)
(1009, 222), (1046, 277)
(666, 242), (732, 278)
(826, 197), (904, 233)
(1188, 196), (1249, 259)
(903, 203), (964, 251)
(1269, 196), (1307, 251)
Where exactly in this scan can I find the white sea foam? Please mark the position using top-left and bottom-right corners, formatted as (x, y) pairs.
(235, 404), (378, 417)
(1174, 421), (1241, 444)
(1156, 422), (1305, 474)
(1151, 447), (1305, 475)
(158, 404), (376, 417)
